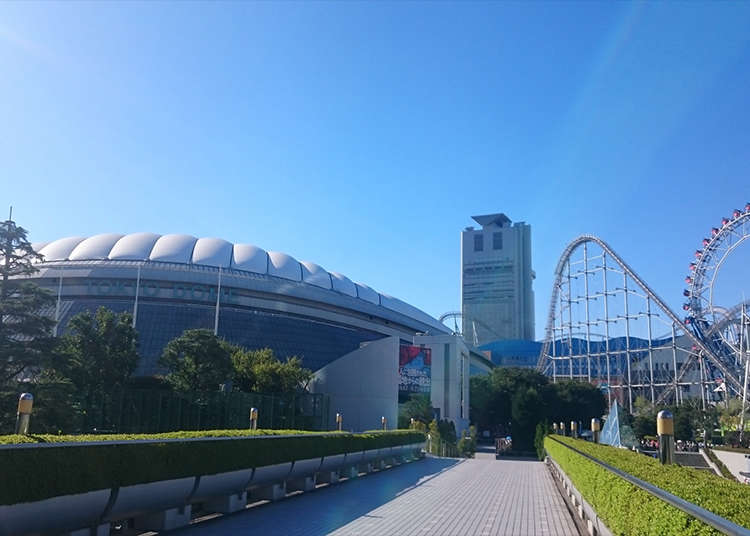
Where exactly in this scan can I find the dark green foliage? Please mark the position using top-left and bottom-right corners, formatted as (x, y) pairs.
(160, 329), (232, 392)
(230, 346), (312, 394)
(534, 420), (549, 460)
(398, 394), (434, 429)
(53, 308), (139, 409)
(546, 436), (750, 534)
(0, 429), (425, 505)
(469, 368), (606, 453)
(0, 218), (54, 385)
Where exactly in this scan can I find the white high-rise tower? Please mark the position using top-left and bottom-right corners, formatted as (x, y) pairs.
(461, 213), (535, 345)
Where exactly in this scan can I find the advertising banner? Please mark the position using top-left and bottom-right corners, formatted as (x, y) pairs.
(399, 345), (431, 398)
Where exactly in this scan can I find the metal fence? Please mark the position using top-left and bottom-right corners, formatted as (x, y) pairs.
(1, 387), (330, 435)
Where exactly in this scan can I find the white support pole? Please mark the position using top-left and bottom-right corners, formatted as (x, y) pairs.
(214, 266), (222, 336)
(623, 272), (633, 413)
(133, 263), (142, 329)
(671, 323), (679, 406)
(583, 243), (592, 383)
(603, 253), (612, 408)
(54, 271), (63, 336)
(740, 306), (749, 443)
(646, 296), (655, 404)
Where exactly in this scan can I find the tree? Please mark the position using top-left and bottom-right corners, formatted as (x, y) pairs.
(511, 386), (542, 451)
(230, 346), (312, 394)
(399, 393), (434, 428)
(160, 329), (232, 392)
(0, 218), (54, 385)
(53, 307), (139, 407)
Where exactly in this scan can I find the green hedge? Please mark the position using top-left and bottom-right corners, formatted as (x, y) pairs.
(0, 429), (424, 506)
(545, 436), (750, 535)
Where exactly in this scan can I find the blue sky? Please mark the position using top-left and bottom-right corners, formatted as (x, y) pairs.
(2, 2), (750, 338)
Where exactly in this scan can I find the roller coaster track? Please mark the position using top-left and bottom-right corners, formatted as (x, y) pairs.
(537, 235), (743, 397)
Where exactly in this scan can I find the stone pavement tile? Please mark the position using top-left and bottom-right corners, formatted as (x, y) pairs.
(179, 455), (579, 536)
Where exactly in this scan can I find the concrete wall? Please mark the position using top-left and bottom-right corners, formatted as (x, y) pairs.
(310, 336), (399, 432)
(413, 334), (471, 435)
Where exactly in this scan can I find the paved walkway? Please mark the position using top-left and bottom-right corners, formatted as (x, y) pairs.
(179, 450), (579, 536)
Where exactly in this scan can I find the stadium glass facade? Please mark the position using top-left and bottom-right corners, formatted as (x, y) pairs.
(28, 233), (448, 377)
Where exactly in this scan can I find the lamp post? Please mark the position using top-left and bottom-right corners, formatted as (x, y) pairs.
(381, 416), (387, 431)
(560, 421), (566, 436)
(15, 393), (33, 435)
(249, 407), (258, 430)
(553, 422), (558, 435)
(570, 420), (578, 439)
(591, 418), (601, 443)
(336, 412), (343, 432)
(657, 410), (674, 465)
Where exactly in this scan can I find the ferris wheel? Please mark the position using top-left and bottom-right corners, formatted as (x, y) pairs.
(683, 202), (750, 363)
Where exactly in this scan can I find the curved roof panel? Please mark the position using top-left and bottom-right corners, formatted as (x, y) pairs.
(150, 234), (197, 264)
(231, 244), (268, 274)
(69, 233), (124, 260)
(38, 236), (86, 261)
(355, 283), (380, 305)
(330, 271), (357, 297)
(301, 261), (332, 289)
(30, 232), (447, 334)
(268, 251), (302, 281)
(109, 233), (161, 260)
(31, 241), (50, 253)
(192, 238), (233, 268)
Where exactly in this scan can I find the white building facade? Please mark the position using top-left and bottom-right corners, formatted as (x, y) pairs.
(461, 213), (535, 345)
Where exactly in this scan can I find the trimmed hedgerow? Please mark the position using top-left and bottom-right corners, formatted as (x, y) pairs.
(0, 429), (424, 506)
(545, 436), (750, 535)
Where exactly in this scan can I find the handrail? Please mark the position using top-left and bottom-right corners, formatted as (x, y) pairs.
(547, 436), (750, 536)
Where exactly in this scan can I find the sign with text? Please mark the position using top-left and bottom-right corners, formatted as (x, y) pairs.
(399, 345), (431, 397)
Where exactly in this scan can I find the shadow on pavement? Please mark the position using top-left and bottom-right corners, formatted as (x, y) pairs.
(176, 457), (463, 536)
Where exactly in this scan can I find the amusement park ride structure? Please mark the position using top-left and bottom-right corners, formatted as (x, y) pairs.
(536, 203), (750, 412)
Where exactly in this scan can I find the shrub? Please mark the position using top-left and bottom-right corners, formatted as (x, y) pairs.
(0, 429), (425, 506)
(545, 436), (750, 534)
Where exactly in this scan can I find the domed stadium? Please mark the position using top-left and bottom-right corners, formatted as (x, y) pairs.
(27, 233), (448, 376)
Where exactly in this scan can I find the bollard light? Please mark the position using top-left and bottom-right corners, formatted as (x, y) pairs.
(591, 418), (601, 444)
(336, 412), (343, 432)
(657, 410), (674, 465)
(249, 407), (258, 430)
(15, 393), (33, 435)
(553, 422), (558, 434)
(381, 416), (387, 431)
(570, 420), (578, 439)
(560, 421), (566, 436)
(410, 417), (415, 429)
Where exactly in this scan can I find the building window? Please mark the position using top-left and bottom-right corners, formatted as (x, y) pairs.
(493, 232), (503, 250)
(473, 234), (483, 252)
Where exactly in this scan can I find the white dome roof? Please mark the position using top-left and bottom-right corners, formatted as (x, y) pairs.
(32, 232), (446, 333)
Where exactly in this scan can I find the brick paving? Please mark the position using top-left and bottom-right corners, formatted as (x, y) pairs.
(180, 449), (579, 536)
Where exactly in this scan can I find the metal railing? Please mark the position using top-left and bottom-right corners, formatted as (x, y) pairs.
(548, 436), (750, 536)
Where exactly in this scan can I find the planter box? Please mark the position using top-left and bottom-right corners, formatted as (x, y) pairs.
(107, 477), (196, 521)
(0, 489), (111, 536)
(191, 469), (253, 503)
(249, 462), (293, 488)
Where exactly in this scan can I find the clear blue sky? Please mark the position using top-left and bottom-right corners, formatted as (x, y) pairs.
(2, 2), (750, 338)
